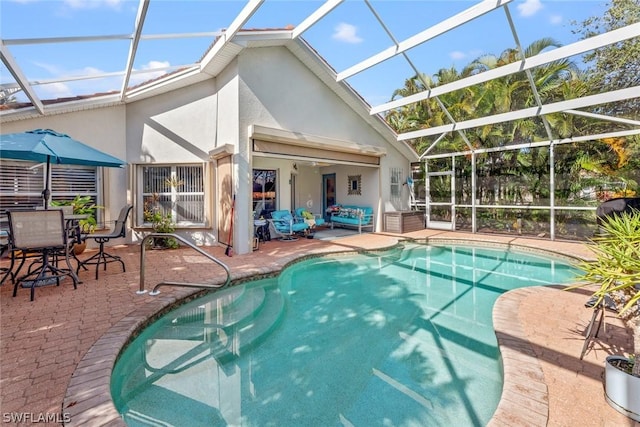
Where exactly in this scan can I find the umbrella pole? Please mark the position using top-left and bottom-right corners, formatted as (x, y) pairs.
(42, 157), (51, 209)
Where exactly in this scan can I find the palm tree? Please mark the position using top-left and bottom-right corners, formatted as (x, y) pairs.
(385, 38), (638, 208)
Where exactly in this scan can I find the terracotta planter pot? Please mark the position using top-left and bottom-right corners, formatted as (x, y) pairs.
(73, 242), (87, 256)
(605, 355), (640, 421)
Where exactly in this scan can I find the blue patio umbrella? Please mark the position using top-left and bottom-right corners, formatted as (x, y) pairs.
(0, 129), (126, 207)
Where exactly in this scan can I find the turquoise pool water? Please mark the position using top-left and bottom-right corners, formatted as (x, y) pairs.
(111, 243), (581, 426)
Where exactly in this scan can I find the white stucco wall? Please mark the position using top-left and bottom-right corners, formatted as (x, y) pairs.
(216, 61), (241, 150)
(294, 164), (323, 216)
(126, 79), (218, 163)
(238, 47), (390, 147)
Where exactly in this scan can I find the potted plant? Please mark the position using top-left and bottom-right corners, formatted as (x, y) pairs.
(51, 195), (103, 254)
(572, 209), (640, 421)
(143, 193), (179, 249)
(150, 211), (179, 249)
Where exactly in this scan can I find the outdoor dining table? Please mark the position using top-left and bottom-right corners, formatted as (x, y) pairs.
(63, 213), (89, 244)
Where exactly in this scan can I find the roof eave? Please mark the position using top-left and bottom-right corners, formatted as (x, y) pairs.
(124, 66), (206, 102)
(0, 94), (124, 123)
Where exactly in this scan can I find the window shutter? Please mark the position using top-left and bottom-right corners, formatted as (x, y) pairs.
(50, 166), (97, 198)
(0, 161), (45, 211)
(0, 161), (99, 229)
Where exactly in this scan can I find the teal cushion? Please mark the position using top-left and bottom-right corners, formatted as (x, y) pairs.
(331, 206), (372, 225)
(291, 223), (308, 232)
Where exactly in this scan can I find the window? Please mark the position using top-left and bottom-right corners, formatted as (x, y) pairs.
(141, 164), (205, 226)
(0, 160), (98, 212)
(253, 169), (277, 217)
(390, 167), (404, 202)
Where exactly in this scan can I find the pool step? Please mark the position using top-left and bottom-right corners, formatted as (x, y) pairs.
(152, 284), (285, 364)
(169, 285), (249, 325)
(213, 285), (285, 364)
(156, 286), (267, 339)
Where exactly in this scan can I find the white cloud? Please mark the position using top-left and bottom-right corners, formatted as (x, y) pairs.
(128, 60), (172, 86)
(82, 66), (104, 76)
(32, 62), (105, 79)
(143, 60), (171, 70)
(39, 82), (74, 99)
(29, 59), (174, 98)
(27, 62), (110, 99)
(549, 14), (563, 25)
(63, 0), (123, 10)
(448, 49), (484, 63)
(32, 61), (64, 76)
(332, 22), (363, 44)
(517, 0), (543, 17)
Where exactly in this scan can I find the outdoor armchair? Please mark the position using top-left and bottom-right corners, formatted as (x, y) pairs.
(267, 210), (310, 241)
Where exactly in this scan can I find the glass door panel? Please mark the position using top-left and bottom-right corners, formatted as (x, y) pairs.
(427, 172), (454, 230)
(322, 173), (336, 221)
(253, 169), (277, 218)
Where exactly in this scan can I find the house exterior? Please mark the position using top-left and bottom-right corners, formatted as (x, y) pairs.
(1, 30), (418, 255)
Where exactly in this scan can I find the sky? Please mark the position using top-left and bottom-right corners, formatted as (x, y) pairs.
(0, 0), (608, 107)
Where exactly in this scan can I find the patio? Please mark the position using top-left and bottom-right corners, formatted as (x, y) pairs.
(0, 230), (636, 426)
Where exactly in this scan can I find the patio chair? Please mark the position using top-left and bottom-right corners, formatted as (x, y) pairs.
(77, 204), (132, 279)
(1, 228), (56, 287)
(7, 209), (78, 301)
(267, 210), (310, 241)
(1, 229), (15, 285)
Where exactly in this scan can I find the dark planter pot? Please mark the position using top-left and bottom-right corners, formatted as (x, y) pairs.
(152, 237), (170, 249)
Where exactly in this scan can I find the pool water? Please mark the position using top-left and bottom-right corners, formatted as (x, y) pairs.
(111, 243), (581, 426)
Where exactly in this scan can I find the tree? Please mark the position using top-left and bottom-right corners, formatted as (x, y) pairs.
(569, 0), (640, 196)
(572, 0), (640, 117)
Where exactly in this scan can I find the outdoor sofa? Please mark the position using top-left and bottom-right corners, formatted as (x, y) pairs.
(329, 205), (374, 233)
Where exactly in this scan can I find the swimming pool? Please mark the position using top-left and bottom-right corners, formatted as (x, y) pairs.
(111, 243), (581, 426)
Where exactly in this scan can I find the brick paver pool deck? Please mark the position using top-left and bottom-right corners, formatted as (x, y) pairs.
(1, 230), (637, 426)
